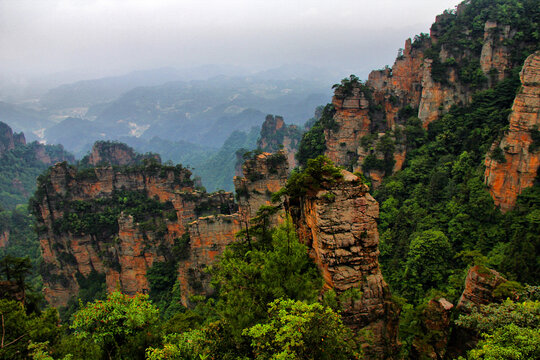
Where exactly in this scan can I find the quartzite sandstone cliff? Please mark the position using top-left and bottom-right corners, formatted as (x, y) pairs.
(484, 51), (540, 211)
(33, 159), (237, 307)
(35, 147), (290, 308)
(287, 169), (399, 358)
(322, 6), (526, 186)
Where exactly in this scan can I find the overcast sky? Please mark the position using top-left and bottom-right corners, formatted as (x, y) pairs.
(0, 0), (462, 81)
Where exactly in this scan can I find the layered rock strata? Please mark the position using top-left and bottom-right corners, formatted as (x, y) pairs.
(34, 160), (236, 307)
(257, 115), (302, 169)
(82, 141), (161, 167)
(288, 170), (399, 358)
(457, 265), (507, 311)
(485, 51), (540, 211)
(234, 151), (289, 220)
(322, 4), (527, 186)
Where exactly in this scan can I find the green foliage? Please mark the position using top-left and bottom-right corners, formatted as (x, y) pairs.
(146, 321), (239, 360)
(403, 230), (453, 300)
(280, 156), (344, 199)
(426, 0), (539, 85)
(529, 125), (540, 152)
(0, 300), (63, 360)
(59, 271), (107, 322)
(0, 136), (72, 209)
(490, 147), (506, 163)
(71, 291), (160, 359)
(264, 152), (287, 174)
(52, 190), (172, 237)
(331, 74), (363, 96)
(147, 260), (181, 317)
(195, 127), (260, 192)
(211, 221), (322, 339)
(296, 104), (337, 167)
(244, 298), (361, 360)
(456, 300), (540, 359)
(375, 72), (539, 307)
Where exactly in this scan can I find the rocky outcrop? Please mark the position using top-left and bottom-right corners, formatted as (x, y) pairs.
(257, 115), (302, 169)
(485, 51), (540, 212)
(234, 151), (289, 220)
(417, 60), (469, 126)
(179, 214), (242, 305)
(323, 83), (406, 188)
(480, 21), (513, 85)
(34, 160), (236, 307)
(319, 1), (532, 186)
(324, 86), (371, 169)
(0, 230), (8, 248)
(457, 265), (507, 311)
(0, 121), (26, 156)
(367, 38), (426, 125)
(412, 298), (454, 359)
(82, 141), (160, 167)
(36, 142), (286, 308)
(288, 169), (399, 358)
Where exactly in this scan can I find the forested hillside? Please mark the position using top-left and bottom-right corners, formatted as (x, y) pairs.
(0, 0), (538, 359)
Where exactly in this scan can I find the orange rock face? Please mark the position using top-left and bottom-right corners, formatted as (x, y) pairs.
(234, 151), (289, 220)
(0, 230), (9, 248)
(37, 147), (288, 309)
(257, 115), (301, 169)
(178, 214), (242, 305)
(289, 170), (399, 358)
(35, 161), (235, 307)
(457, 265), (507, 310)
(485, 51), (540, 212)
(325, 86), (372, 168)
(368, 38), (426, 125)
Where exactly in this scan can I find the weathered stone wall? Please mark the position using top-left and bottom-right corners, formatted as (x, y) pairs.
(485, 51), (540, 211)
(288, 170), (399, 358)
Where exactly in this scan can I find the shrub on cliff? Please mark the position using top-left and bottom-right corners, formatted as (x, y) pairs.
(296, 105), (337, 167)
(274, 155), (343, 201)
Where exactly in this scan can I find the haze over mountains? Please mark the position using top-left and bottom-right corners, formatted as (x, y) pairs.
(0, 64), (337, 191)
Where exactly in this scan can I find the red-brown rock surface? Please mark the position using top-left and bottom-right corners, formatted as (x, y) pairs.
(324, 86), (372, 169)
(321, 9), (524, 186)
(257, 115), (302, 169)
(178, 214), (242, 305)
(234, 151), (289, 221)
(34, 161), (235, 307)
(36, 146), (287, 309)
(84, 141), (160, 167)
(457, 265), (507, 311)
(485, 51), (540, 212)
(288, 169), (399, 358)
(0, 230), (8, 248)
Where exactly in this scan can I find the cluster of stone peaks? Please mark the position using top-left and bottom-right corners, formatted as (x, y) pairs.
(34, 142), (399, 356)
(323, 12), (537, 195)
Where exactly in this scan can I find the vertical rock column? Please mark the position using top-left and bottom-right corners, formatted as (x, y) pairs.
(485, 51), (540, 212)
(289, 170), (399, 358)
